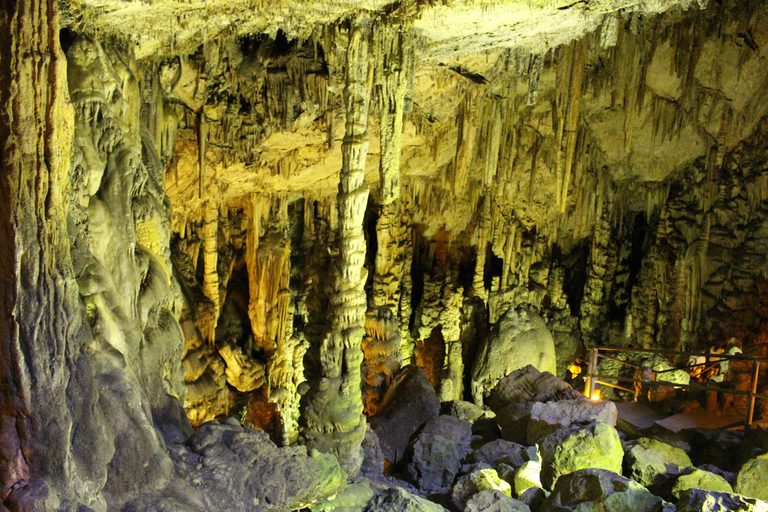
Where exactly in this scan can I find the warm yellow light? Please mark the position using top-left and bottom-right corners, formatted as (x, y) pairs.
(568, 363), (582, 376)
(590, 391), (601, 401)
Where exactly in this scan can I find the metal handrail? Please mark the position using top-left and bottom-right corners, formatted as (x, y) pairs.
(584, 346), (767, 429)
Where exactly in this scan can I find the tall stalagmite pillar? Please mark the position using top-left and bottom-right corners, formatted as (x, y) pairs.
(300, 18), (371, 474)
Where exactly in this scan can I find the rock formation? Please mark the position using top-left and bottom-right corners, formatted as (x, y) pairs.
(4, 0), (768, 510)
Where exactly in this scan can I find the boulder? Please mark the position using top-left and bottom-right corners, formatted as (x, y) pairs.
(452, 468), (512, 510)
(311, 478), (387, 512)
(360, 424), (385, 478)
(442, 400), (486, 423)
(495, 403), (534, 444)
(519, 487), (549, 511)
(471, 306), (558, 405)
(541, 468), (663, 512)
(538, 421), (623, 490)
(465, 489), (531, 512)
(697, 464), (736, 486)
(363, 487), (447, 512)
(401, 433), (461, 493)
(421, 415), (473, 459)
(488, 366), (581, 443)
(370, 366), (440, 465)
(488, 366), (579, 412)
(671, 468), (733, 498)
(624, 438), (692, 489)
(163, 419), (347, 512)
(527, 398), (617, 444)
(675, 489), (768, 512)
(465, 439), (527, 469)
(513, 460), (543, 497)
(736, 453), (768, 501)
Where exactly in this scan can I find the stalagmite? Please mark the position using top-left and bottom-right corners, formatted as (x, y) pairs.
(201, 200), (220, 343)
(439, 285), (465, 402)
(299, 18), (372, 475)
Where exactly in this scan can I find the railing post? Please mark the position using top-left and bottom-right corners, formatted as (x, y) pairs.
(746, 360), (760, 429)
(585, 348), (598, 398)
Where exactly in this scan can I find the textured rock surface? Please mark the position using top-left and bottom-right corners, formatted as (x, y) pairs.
(370, 366), (441, 465)
(465, 489), (531, 512)
(736, 453), (768, 502)
(624, 437), (693, 489)
(452, 468), (513, 510)
(126, 419), (347, 511)
(541, 468), (663, 512)
(364, 487), (447, 512)
(671, 469), (733, 498)
(527, 398), (617, 444)
(675, 489), (768, 512)
(401, 433), (461, 493)
(538, 422), (624, 490)
(471, 305), (557, 404)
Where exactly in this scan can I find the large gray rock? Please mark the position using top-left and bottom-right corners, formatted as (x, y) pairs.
(363, 487), (446, 512)
(675, 489), (768, 512)
(488, 366), (581, 443)
(541, 468), (663, 512)
(538, 421), (623, 490)
(452, 468), (513, 510)
(442, 401), (486, 423)
(736, 453), (768, 501)
(311, 478), (387, 512)
(161, 419), (347, 512)
(370, 366), (441, 465)
(401, 433), (461, 493)
(471, 306), (558, 405)
(527, 398), (617, 444)
(465, 489), (531, 512)
(361, 424), (385, 478)
(624, 438), (692, 489)
(465, 439), (528, 469)
(671, 468), (733, 498)
(422, 415), (474, 459)
(488, 366), (580, 412)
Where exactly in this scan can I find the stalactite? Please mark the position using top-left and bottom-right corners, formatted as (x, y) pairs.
(300, 17), (371, 475)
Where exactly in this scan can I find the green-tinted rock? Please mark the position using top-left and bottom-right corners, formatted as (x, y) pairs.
(736, 453), (768, 501)
(513, 460), (542, 496)
(538, 421), (623, 490)
(541, 468), (663, 512)
(624, 437), (692, 488)
(675, 489), (768, 512)
(311, 478), (387, 512)
(671, 469), (733, 498)
(452, 468), (513, 509)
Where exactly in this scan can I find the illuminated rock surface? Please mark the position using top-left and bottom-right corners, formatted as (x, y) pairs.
(3, 0), (768, 510)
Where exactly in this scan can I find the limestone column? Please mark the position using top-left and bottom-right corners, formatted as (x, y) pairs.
(439, 285), (464, 402)
(0, 0), (79, 501)
(300, 18), (371, 474)
(201, 200), (219, 343)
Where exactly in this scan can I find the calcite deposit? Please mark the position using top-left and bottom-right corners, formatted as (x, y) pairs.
(3, 0), (768, 511)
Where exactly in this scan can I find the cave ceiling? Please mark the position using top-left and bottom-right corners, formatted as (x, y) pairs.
(60, 0), (758, 243)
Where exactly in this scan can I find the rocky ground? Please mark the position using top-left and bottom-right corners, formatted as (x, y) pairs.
(125, 364), (768, 512)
